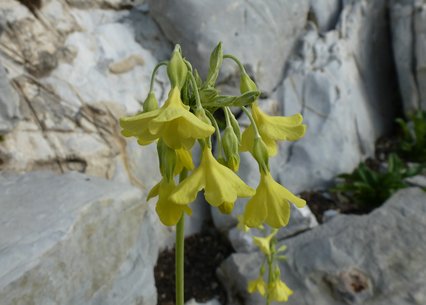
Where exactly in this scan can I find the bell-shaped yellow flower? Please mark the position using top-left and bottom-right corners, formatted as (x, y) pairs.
(247, 276), (267, 296)
(244, 171), (306, 228)
(268, 278), (293, 302)
(174, 147), (194, 175)
(147, 179), (192, 226)
(120, 87), (215, 149)
(241, 103), (306, 156)
(253, 230), (277, 256)
(170, 147), (255, 209)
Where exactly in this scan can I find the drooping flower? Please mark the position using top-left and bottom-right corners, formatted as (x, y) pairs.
(268, 278), (293, 302)
(244, 171), (306, 228)
(247, 276), (267, 296)
(170, 147), (255, 210)
(241, 103), (306, 156)
(120, 86), (215, 149)
(253, 230), (277, 256)
(147, 179), (192, 226)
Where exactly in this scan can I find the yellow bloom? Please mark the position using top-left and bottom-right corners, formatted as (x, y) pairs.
(174, 147), (194, 175)
(247, 276), (266, 296)
(253, 230), (277, 256)
(236, 214), (250, 232)
(120, 87), (215, 149)
(241, 103), (306, 156)
(268, 278), (293, 302)
(147, 179), (192, 226)
(170, 147), (255, 209)
(244, 171), (306, 228)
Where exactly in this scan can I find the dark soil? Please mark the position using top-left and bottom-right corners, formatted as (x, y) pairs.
(154, 224), (233, 305)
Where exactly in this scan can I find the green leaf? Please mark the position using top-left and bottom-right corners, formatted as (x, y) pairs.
(203, 90), (260, 107)
(205, 42), (223, 87)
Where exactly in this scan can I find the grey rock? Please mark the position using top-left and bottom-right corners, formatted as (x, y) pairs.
(0, 66), (20, 134)
(219, 188), (426, 305)
(390, 0), (426, 113)
(309, 0), (342, 32)
(0, 171), (173, 305)
(148, 0), (310, 93)
(186, 298), (221, 305)
(405, 174), (426, 188)
(273, 0), (399, 193)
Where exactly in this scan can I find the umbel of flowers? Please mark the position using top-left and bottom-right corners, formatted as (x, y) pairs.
(120, 43), (306, 305)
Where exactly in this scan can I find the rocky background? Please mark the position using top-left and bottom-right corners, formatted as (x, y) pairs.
(0, 0), (425, 305)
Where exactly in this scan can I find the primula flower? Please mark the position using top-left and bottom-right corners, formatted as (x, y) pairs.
(253, 230), (277, 256)
(170, 147), (255, 209)
(120, 87), (215, 149)
(244, 171), (306, 228)
(147, 179), (192, 226)
(268, 278), (293, 302)
(241, 103), (306, 156)
(247, 276), (267, 296)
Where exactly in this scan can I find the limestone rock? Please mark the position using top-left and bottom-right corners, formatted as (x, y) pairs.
(272, 0), (399, 193)
(148, 0), (310, 93)
(219, 188), (426, 305)
(390, 0), (426, 112)
(0, 171), (173, 305)
(309, 0), (342, 32)
(0, 66), (20, 134)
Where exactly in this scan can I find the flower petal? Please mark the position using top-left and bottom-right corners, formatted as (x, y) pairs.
(147, 182), (160, 201)
(170, 167), (205, 205)
(243, 186), (267, 228)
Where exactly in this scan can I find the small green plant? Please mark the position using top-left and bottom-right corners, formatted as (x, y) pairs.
(396, 110), (426, 163)
(333, 154), (423, 208)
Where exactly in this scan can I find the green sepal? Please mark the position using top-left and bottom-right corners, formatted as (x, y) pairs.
(222, 126), (240, 172)
(142, 92), (159, 112)
(240, 72), (258, 93)
(167, 45), (188, 89)
(228, 108), (241, 142)
(205, 42), (223, 87)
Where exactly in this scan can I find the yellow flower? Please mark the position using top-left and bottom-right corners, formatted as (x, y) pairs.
(174, 147), (194, 175)
(247, 276), (267, 296)
(244, 171), (306, 228)
(170, 147), (255, 209)
(236, 214), (250, 232)
(241, 103), (306, 156)
(268, 278), (293, 302)
(120, 87), (215, 149)
(147, 179), (192, 226)
(253, 230), (277, 256)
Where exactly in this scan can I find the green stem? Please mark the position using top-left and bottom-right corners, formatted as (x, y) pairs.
(266, 254), (274, 305)
(241, 106), (261, 139)
(149, 61), (168, 92)
(223, 54), (246, 73)
(176, 170), (188, 305)
(187, 72), (203, 110)
(224, 106), (232, 127)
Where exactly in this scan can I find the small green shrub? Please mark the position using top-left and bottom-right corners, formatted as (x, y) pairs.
(333, 154), (423, 208)
(396, 110), (426, 163)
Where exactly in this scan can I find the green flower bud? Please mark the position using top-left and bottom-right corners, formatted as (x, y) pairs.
(222, 126), (240, 172)
(157, 139), (177, 181)
(195, 108), (212, 126)
(240, 72), (257, 94)
(252, 137), (269, 173)
(168, 45), (188, 89)
(143, 92), (159, 112)
(228, 109), (241, 142)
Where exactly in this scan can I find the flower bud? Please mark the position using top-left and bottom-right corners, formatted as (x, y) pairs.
(228, 109), (241, 142)
(240, 72), (257, 94)
(252, 137), (269, 173)
(222, 126), (240, 172)
(157, 139), (177, 181)
(195, 108), (211, 126)
(143, 92), (159, 112)
(168, 45), (188, 89)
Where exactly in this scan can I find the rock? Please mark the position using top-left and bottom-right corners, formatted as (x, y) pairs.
(185, 298), (222, 305)
(219, 188), (426, 305)
(309, 0), (342, 32)
(272, 0), (399, 193)
(65, 0), (145, 9)
(390, 0), (426, 113)
(148, 0), (310, 93)
(0, 171), (173, 305)
(405, 174), (426, 188)
(0, 66), (20, 134)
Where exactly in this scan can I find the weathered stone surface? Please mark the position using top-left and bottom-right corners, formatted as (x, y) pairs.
(0, 66), (20, 134)
(0, 171), (173, 305)
(272, 0), (399, 192)
(390, 0), (426, 113)
(219, 188), (426, 305)
(148, 0), (310, 93)
(309, 0), (342, 32)
(186, 298), (221, 305)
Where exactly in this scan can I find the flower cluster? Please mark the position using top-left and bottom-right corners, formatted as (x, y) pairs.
(119, 43), (307, 229)
(248, 230), (293, 303)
